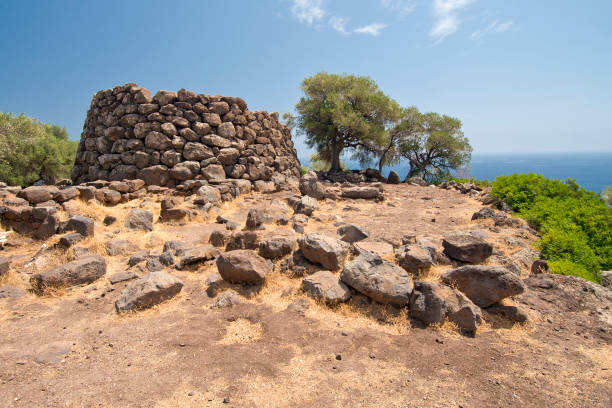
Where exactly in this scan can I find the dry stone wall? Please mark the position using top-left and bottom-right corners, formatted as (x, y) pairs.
(71, 83), (301, 190)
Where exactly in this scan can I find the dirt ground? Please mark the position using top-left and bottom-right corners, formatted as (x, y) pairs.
(0, 184), (610, 408)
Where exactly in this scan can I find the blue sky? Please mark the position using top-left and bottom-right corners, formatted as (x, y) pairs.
(1, 0), (611, 158)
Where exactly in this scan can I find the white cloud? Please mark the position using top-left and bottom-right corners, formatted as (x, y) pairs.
(291, 0), (325, 25)
(354, 23), (388, 36)
(470, 19), (514, 40)
(329, 16), (349, 35)
(380, 0), (416, 17)
(430, 0), (476, 44)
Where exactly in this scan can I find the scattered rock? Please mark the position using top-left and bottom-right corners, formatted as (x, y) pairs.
(64, 216), (95, 237)
(103, 215), (117, 226)
(34, 341), (73, 364)
(128, 250), (150, 266)
(0, 256), (10, 277)
(180, 245), (220, 266)
(531, 259), (549, 274)
(485, 303), (528, 323)
(442, 232), (493, 263)
(59, 232), (84, 248)
(395, 244), (434, 274)
(441, 265), (526, 308)
(108, 271), (139, 284)
(298, 234), (350, 270)
(210, 230), (231, 247)
(106, 239), (141, 256)
(337, 224), (369, 243)
(258, 234), (296, 259)
(299, 171), (326, 200)
(124, 209), (153, 231)
(115, 271), (184, 313)
(387, 171), (401, 184)
(294, 196), (317, 216)
(216, 250), (271, 284)
(341, 186), (381, 200)
(302, 271), (351, 304)
(212, 289), (244, 308)
(245, 208), (266, 230)
(340, 251), (413, 307)
(31, 256), (107, 294)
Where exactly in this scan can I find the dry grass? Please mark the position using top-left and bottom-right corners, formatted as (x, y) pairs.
(216, 318), (263, 345)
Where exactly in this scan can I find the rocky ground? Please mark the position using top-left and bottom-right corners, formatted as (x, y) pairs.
(0, 179), (610, 408)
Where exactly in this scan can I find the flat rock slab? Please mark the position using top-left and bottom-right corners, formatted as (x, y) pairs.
(395, 244), (434, 274)
(180, 245), (220, 266)
(302, 271), (351, 304)
(216, 250), (271, 284)
(337, 224), (369, 243)
(298, 234), (349, 270)
(30, 256), (107, 294)
(340, 251), (412, 307)
(115, 271), (183, 313)
(34, 341), (73, 364)
(341, 186), (381, 200)
(0, 285), (26, 299)
(124, 209), (153, 231)
(106, 239), (141, 256)
(109, 271), (139, 284)
(442, 232), (493, 263)
(441, 265), (526, 308)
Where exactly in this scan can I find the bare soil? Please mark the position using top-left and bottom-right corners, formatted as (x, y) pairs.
(1, 184), (610, 407)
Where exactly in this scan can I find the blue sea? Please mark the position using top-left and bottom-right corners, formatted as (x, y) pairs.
(300, 152), (612, 194)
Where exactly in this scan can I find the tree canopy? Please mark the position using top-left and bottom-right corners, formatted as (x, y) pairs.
(288, 72), (471, 180)
(291, 72), (402, 173)
(0, 112), (77, 186)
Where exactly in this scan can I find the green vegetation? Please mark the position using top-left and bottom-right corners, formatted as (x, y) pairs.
(491, 174), (612, 282)
(287, 72), (471, 181)
(0, 112), (77, 186)
(603, 186), (612, 206)
(446, 177), (491, 188)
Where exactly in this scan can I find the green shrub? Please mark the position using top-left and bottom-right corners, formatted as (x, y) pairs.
(0, 112), (77, 186)
(445, 177), (491, 187)
(300, 165), (309, 176)
(490, 173), (612, 283)
(548, 259), (599, 282)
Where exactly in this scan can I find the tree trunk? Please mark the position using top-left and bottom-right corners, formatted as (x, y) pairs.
(378, 157), (384, 174)
(329, 142), (342, 173)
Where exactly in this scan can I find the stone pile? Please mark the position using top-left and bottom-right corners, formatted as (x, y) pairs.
(70, 83), (301, 191)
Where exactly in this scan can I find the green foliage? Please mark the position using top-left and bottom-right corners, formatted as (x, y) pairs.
(0, 112), (77, 186)
(300, 165), (309, 176)
(446, 177), (491, 188)
(398, 111), (472, 183)
(291, 72), (402, 173)
(306, 153), (346, 172)
(490, 173), (612, 282)
(548, 260), (598, 282)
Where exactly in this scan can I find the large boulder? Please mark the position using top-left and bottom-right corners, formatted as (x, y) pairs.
(17, 186), (59, 204)
(115, 271), (183, 313)
(302, 271), (351, 304)
(298, 234), (349, 270)
(387, 170), (401, 184)
(216, 250), (271, 284)
(441, 265), (526, 307)
(30, 256), (107, 293)
(395, 244), (434, 274)
(409, 281), (482, 332)
(442, 232), (493, 263)
(124, 209), (153, 231)
(299, 171), (326, 200)
(340, 251), (412, 307)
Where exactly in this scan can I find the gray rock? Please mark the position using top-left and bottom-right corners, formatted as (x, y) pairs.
(201, 164), (226, 181)
(341, 186), (380, 200)
(485, 303), (528, 323)
(106, 239), (141, 256)
(302, 271), (351, 304)
(488, 254), (521, 275)
(115, 271), (183, 313)
(159, 251), (175, 266)
(65, 216), (95, 237)
(146, 258), (164, 272)
(124, 209), (153, 231)
(108, 271), (139, 284)
(212, 289), (244, 308)
(181, 245), (220, 266)
(294, 196), (317, 216)
(337, 224), (369, 243)
(0, 285), (26, 298)
(442, 232), (493, 263)
(0, 256), (10, 277)
(30, 256), (107, 294)
(299, 171), (326, 200)
(163, 240), (188, 256)
(59, 232), (84, 248)
(196, 185), (221, 204)
(217, 122), (236, 138)
(340, 251), (412, 307)
(409, 281), (482, 332)
(441, 265), (526, 308)
(395, 244), (434, 274)
(258, 235), (297, 259)
(216, 250), (271, 284)
(601, 271), (612, 289)
(210, 230), (231, 247)
(245, 208), (266, 230)
(298, 234), (350, 270)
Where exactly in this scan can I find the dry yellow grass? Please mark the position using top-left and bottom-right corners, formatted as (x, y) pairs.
(216, 318), (263, 345)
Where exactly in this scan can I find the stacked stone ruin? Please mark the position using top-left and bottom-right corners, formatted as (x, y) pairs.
(70, 83), (301, 191)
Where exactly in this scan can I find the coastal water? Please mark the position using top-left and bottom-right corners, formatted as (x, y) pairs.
(300, 152), (612, 194)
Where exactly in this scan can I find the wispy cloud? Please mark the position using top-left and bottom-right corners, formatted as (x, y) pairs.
(430, 0), (476, 44)
(354, 23), (388, 36)
(380, 0), (417, 17)
(329, 16), (349, 35)
(470, 19), (514, 40)
(291, 0), (325, 25)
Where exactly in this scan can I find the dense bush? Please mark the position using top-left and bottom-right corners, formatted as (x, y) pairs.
(0, 113), (77, 186)
(491, 174), (612, 282)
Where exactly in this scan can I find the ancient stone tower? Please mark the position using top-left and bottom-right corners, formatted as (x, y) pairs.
(71, 83), (301, 190)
